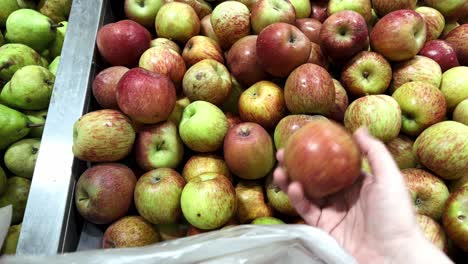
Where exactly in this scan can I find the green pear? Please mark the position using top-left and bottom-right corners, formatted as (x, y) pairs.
(5, 9), (63, 52)
(48, 56), (60, 75)
(0, 104), (32, 150)
(50, 21), (67, 58)
(25, 112), (46, 138)
(38, 0), (72, 24)
(0, 65), (55, 110)
(0, 166), (7, 196)
(0, 43), (48, 81)
(0, 176), (31, 224)
(0, 224), (21, 254)
(4, 138), (41, 179)
(0, 0), (20, 27)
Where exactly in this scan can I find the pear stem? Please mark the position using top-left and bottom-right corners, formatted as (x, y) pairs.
(50, 23), (64, 29)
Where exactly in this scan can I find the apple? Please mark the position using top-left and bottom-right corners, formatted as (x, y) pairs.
(392, 81), (447, 137)
(225, 112), (242, 129)
(327, 0), (372, 23)
(96, 20), (151, 67)
(179, 101), (229, 152)
(415, 6), (445, 42)
(448, 175), (468, 193)
(251, 216), (285, 225)
(256, 22), (311, 78)
(284, 119), (361, 199)
(289, 0), (311, 18)
(182, 36), (224, 67)
(310, 0), (328, 23)
(224, 122), (275, 180)
(319, 10), (369, 62)
(236, 181), (274, 224)
(102, 216), (159, 248)
(135, 121), (184, 171)
(182, 59), (232, 105)
(157, 223), (187, 241)
(74, 164), (137, 225)
(295, 18), (322, 44)
(413, 121), (468, 180)
(327, 79), (349, 122)
(150, 38), (181, 54)
(386, 135), (418, 170)
(134, 168), (185, 224)
(416, 214), (448, 253)
(250, 0), (296, 34)
(116, 68), (176, 124)
(226, 35), (270, 87)
(453, 99), (468, 126)
(156, 2), (200, 43)
(370, 10), (426, 61)
(273, 114), (324, 150)
(92, 66), (129, 109)
(442, 186), (468, 252)
(441, 21), (459, 38)
(389, 55), (442, 94)
(211, 1), (251, 50)
(284, 63), (335, 115)
(124, 0), (165, 28)
(238, 80), (286, 130)
(168, 97), (191, 126)
(220, 76), (244, 114)
(419, 40), (460, 72)
(139, 46), (187, 88)
(444, 24), (468, 67)
(307, 42), (329, 69)
(182, 154), (232, 182)
(440, 66), (468, 111)
(344, 95), (402, 142)
(266, 176), (297, 216)
(370, 0), (417, 17)
(174, 0), (213, 19)
(424, 0), (468, 21)
(402, 168), (450, 220)
(72, 109), (135, 162)
(181, 173), (236, 230)
(340, 51), (392, 97)
(200, 14), (219, 42)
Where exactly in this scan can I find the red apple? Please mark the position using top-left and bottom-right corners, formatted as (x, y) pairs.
(295, 18), (322, 44)
(307, 42), (329, 69)
(116, 68), (176, 124)
(96, 20), (151, 67)
(371, 0), (417, 17)
(419, 40), (460, 72)
(310, 0), (328, 22)
(444, 24), (468, 66)
(283, 119), (361, 199)
(92, 66), (129, 109)
(327, 79), (349, 122)
(182, 35), (224, 67)
(273, 114), (324, 150)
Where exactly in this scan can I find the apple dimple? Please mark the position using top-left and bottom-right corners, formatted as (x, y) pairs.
(239, 127), (251, 137)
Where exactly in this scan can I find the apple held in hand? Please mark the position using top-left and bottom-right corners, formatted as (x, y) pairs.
(327, 0), (372, 24)
(415, 6), (445, 42)
(250, 0), (296, 34)
(453, 99), (468, 126)
(386, 135), (418, 170)
(371, 0), (417, 17)
(156, 2), (200, 43)
(416, 214), (448, 253)
(139, 46), (187, 88)
(182, 154), (232, 182)
(124, 0), (165, 28)
(327, 79), (348, 122)
(274, 114), (326, 150)
(284, 119), (361, 199)
(442, 186), (468, 252)
(440, 66), (468, 111)
(211, 1), (250, 49)
(102, 216), (160, 248)
(444, 24), (468, 66)
(419, 40), (459, 72)
(182, 36), (224, 67)
(92, 66), (129, 109)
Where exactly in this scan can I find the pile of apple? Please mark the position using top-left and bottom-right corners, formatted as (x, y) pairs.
(72, 0), (467, 257)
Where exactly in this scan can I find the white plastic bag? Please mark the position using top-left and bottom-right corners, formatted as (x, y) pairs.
(1, 225), (357, 264)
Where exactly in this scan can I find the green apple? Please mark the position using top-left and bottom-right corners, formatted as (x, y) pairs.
(150, 38), (181, 54)
(124, 0), (165, 28)
(440, 66), (468, 111)
(453, 99), (468, 126)
(0, 176), (31, 224)
(0, 224), (21, 254)
(386, 135), (418, 169)
(156, 2), (200, 43)
(390, 55), (442, 93)
(266, 175), (297, 216)
(251, 216), (285, 225)
(289, 0), (311, 18)
(442, 186), (468, 252)
(179, 101), (229, 152)
(250, 0), (296, 34)
(168, 97), (191, 126)
(0, 166), (7, 195)
(4, 138), (41, 179)
(328, 0), (372, 23)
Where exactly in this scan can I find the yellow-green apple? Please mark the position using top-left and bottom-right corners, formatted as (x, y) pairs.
(224, 122), (275, 180)
(96, 20), (151, 67)
(92, 66), (129, 109)
(413, 121), (468, 180)
(226, 35), (270, 87)
(415, 6), (445, 42)
(211, 1), (250, 50)
(441, 21), (459, 38)
(225, 112), (242, 129)
(0, 177), (30, 224)
(173, 0), (212, 19)
(116, 68), (176, 124)
(220, 76), (244, 114)
(442, 186), (468, 251)
(307, 42), (329, 69)
(448, 175), (468, 193)
(182, 154), (232, 182)
(200, 14), (219, 42)
(327, 0), (372, 23)
(182, 59), (231, 105)
(135, 121), (184, 171)
(311, 0), (329, 22)
(390, 55), (442, 93)
(181, 173), (236, 230)
(419, 40), (460, 72)
(340, 51), (392, 97)
(124, 0), (165, 28)
(289, 0), (310, 18)
(402, 168), (450, 220)
(250, 0), (296, 34)
(424, 0), (468, 21)
(386, 135), (418, 169)
(256, 22), (311, 78)
(392, 81), (447, 137)
(344, 95), (402, 142)
(251, 216), (285, 225)
(370, 10), (426, 61)
(155, 2), (200, 43)
(327, 79), (348, 122)
(72, 109), (135, 162)
(370, 0), (417, 17)
(453, 99), (468, 125)
(273, 114), (324, 150)
(320, 10), (369, 62)
(179, 101), (229, 152)
(139, 46), (187, 88)
(150, 38), (181, 54)
(168, 97), (191, 126)
(74, 164), (137, 225)
(266, 175), (297, 216)
(134, 168), (185, 224)
(440, 66), (468, 111)
(4, 138), (40, 179)
(284, 119), (361, 199)
(238, 80), (286, 130)
(284, 63), (335, 115)
(182, 36), (224, 67)
(444, 24), (468, 67)
(102, 216), (159, 248)
(416, 214), (448, 253)
(236, 181), (274, 223)
(295, 18), (322, 44)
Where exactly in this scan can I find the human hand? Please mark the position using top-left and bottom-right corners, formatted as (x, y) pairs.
(273, 128), (453, 264)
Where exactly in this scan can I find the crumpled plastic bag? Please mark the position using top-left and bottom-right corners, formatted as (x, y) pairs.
(1, 225), (357, 264)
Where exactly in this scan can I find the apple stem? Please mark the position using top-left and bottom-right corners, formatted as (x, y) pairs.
(51, 23), (64, 29)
